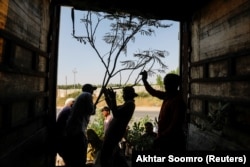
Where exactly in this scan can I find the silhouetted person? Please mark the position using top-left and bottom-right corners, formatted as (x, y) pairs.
(65, 84), (97, 167)
(142, 122), (157, 138)
(140, 71), (186, 151)
(138, 122), (157, 151)
(100, 86), (138, 167)
(55, 98), (75, 164)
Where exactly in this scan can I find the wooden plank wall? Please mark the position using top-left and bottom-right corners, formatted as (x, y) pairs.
(187, 0), (250, 150)
(0, 0), (51, 167)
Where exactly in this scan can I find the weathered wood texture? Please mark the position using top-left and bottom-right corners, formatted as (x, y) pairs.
(187, 0), (250, 150)
(0, 0), (51, 167)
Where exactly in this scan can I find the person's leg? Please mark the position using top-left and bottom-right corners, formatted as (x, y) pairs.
(100, 139), (117, 167)
(113, 146), (129, 167)
(66, 133), (88, 167)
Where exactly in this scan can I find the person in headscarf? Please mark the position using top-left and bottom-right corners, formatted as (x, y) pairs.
(64, 84), (97, 167)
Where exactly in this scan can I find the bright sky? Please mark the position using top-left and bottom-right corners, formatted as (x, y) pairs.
(57, 6), (180, 85)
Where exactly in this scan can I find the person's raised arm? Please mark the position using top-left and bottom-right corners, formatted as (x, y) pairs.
(103, 87), (117, 113)
(140, 70), (165, 99)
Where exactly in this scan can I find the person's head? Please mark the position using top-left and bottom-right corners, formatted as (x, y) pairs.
(82, 84), (97, 94)
(163, 73), (180, 91)
(64, 98), (75, 107)
(101, 106), (110, 117)
(144, 122), (154, 133)
(122, 86), (138, 101)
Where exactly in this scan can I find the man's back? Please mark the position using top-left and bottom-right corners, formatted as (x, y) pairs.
(56, 106), (71, 137)
(104, 100), (135, 142)
(66, 92), (94, 136)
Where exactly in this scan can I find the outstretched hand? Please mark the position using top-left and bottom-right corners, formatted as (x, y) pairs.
(103, 87), (116, 100)
(139, 70), (148, 81)
(107, 87), (116, 99)
(103, 87), (117, 111)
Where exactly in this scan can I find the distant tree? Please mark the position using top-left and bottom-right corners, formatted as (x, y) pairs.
(71, 10), (172, 105)
(156, 75), (164, 90)
(169, 67), (179, 75)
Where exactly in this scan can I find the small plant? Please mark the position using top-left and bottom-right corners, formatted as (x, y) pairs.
(126, 122), (144, 150)
(203, 102), (230, 131)
(88, 109), (105, 139)
(208, 102), (230, 130)
(126, 115), (156, 151)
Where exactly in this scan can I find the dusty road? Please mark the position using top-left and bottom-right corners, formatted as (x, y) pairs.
(132, 106), (160, 121)
(57, 106), (160, 124)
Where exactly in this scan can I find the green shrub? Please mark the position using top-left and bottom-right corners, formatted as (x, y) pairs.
(88, 109), (105, 139)
(126, 115), (155, 151)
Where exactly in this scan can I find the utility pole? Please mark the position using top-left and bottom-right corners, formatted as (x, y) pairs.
(65, 76), (67, 96)
(72, 68), (77, 90)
